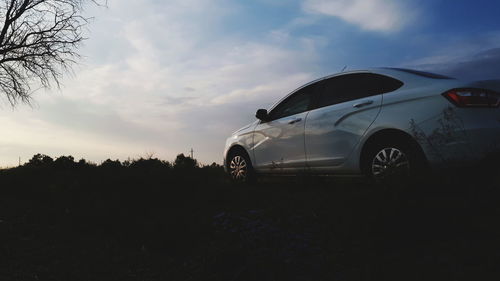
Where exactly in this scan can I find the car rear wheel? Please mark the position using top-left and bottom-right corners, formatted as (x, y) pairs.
(227, 150), (255, 183)
(365, 139), (423, 182)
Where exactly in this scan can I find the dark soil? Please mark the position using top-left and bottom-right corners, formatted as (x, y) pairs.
(0, 165), (499, 280)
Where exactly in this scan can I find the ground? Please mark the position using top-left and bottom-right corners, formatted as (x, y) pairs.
(0, 166), (499, 281)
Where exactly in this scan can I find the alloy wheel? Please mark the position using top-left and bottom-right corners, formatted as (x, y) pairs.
(371, 147), (410, 179)
(229, 155), (247, 181)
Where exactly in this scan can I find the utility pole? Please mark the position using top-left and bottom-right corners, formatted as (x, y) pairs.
(190, 148), (194, 159)
(18, 157), (21, 167)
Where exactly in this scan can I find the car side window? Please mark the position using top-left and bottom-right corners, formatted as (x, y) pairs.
(315, 73), (403, 109)
(268, 83), (319, 121)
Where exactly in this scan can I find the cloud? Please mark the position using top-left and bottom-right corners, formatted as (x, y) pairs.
(403, 33), (500, 80)
(0, 0), (323, 166)
(302, 0), (412, 32)
(409, 48), (500, 81)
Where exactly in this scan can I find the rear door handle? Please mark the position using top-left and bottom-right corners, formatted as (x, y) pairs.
(288, 118), (302, 125)
(353, 100), (374, 108)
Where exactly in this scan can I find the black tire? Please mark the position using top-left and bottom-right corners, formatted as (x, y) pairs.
(364, 138), (425, 182)
(227, 149), (256, 184)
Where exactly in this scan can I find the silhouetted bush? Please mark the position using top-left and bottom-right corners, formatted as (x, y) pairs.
(25, 153), (54, 167)
(100, 159), (123, 169)
(77, 158), (97, 168)
(129, 157), (171, 170)
(174, 153), (198, 170)
(53, 155), (76, 169)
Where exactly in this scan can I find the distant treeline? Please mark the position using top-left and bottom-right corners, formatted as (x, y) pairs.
(18, 153), (223, 171)
(0, 153), (227, 188)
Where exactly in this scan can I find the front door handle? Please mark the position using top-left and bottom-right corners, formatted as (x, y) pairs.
(353, 100), (374, 108)
(288, 118), (302, 125)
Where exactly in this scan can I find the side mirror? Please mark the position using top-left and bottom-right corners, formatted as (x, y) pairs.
(255, 109), (269, 121)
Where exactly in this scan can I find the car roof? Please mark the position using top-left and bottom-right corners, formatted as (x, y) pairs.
(267, 67), (455, 111)
(318, 67), (454, 81)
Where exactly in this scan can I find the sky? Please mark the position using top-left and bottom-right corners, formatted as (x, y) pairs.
(1, 0), (500, 166)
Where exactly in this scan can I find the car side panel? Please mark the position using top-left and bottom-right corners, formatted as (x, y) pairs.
(304, 95), (383, 171)
(252, 112), (309, 173)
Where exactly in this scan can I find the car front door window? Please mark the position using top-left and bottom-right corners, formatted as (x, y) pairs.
(252, 83), (320, 171)
(268, 84), (319, 121)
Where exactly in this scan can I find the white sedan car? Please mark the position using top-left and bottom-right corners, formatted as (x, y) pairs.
(223, 68), (500, 182)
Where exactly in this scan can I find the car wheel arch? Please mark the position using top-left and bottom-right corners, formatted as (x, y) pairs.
(226, 145), (252, 168)
(359, 128), (428, 174)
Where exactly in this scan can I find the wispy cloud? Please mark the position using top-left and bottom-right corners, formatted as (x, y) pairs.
(402, 32), (500, 80)
(302, 0), (412, 32)
(407, 48), (500, 80)
(0, 0), (322, 165)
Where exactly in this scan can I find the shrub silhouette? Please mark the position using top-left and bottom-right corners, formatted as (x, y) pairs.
(53, 155), (76, 169)
(100, 159), (122, 169)
(174, 153), (198, 170)
(26, 153), (54, 167)
(77, 158), (96, 168)
(129, 157), (171, 170)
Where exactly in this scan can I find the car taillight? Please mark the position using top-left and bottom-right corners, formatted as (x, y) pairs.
(443, 89), (500, 108)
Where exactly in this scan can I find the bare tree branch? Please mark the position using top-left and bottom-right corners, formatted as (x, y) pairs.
(0, 0), (105, 105)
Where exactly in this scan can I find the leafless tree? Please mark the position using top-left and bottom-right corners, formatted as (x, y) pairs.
(0, 0), (104, 105)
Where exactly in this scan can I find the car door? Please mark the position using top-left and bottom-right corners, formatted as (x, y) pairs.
(305, 73), (403, 170)
(252, 83), (320, 173)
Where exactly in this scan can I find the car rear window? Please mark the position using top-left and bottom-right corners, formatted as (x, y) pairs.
(314, 73), (404, 108)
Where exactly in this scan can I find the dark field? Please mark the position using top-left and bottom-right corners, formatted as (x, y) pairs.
(0, 161), (499, 281)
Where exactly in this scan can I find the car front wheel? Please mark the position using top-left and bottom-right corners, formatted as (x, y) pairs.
(227, 150), (255, 183)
